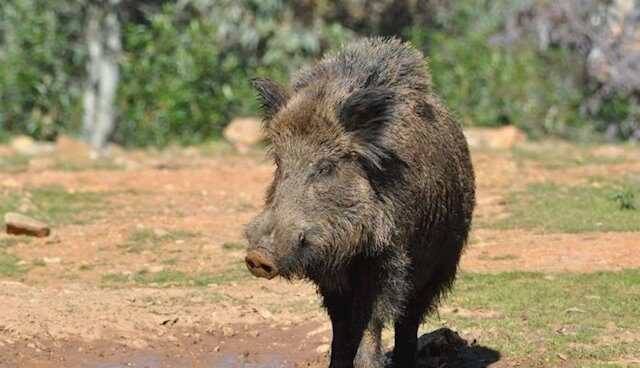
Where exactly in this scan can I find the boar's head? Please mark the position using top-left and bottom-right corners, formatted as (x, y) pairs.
(244, 78), (404, 280)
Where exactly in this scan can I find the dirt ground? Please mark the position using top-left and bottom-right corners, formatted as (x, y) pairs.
(0, 140), (639, 367)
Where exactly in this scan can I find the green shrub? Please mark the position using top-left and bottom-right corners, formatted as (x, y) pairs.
(0, 0), (85, 139)
(113, 1), (352, 147)
(404, 1), (592, 139)
(0, 0), (353, 147)
(1, 0), (634, 146)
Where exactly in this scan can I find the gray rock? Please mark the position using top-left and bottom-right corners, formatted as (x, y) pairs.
(222, 117), (263, 153)
(4, 212), (50, 237)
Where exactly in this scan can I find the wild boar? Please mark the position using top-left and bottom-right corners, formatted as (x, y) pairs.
(244, 37), (475, 368)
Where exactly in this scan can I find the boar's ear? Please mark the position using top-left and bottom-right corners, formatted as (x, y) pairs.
(340, 88), (396, 168)
(340, 87), (406, 192)
(251, 77), (290, 122)
(339, 87), (395, 141)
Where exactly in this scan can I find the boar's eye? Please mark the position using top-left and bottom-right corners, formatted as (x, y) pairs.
(314, 159), (335, 178)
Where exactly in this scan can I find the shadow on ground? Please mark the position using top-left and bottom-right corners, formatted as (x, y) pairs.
(386, 328), (501, 368)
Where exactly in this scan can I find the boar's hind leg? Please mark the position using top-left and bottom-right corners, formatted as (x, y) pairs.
(392, 298), (423, 368)
(393, 275), (452, 368)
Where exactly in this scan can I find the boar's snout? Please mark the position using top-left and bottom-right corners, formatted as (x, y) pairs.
(245, 250), (278, 279)
(245, 223), (310, 279)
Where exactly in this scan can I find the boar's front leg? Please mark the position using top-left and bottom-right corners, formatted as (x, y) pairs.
(324, 292), (359, 368)
(322, 279), (385, 368)
(353, 317), (384, 368)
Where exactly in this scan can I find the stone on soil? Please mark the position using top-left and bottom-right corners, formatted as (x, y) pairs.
(222, 117), (263, 153)
(464, 125), (526, 150)
(9, 135), (56, 155)
(56, 134), (94, 162)
(4, 212), (50, 237)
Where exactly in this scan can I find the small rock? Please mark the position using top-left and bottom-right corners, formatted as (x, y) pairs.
(4, 212), (50, 237)
(9, 136), (34, 153)
(221, 326), (236, 337)
(307, 324), (331, 337)
(153, 228), (169, 237)
(17, 197), (37, 213)
(10, 135), (56, 155)
(253, 307), (275, 320)
(45, 233), (61, 244)
(148, 265), (164, 273)
(464, 125), (526, 150)
(315, 344), (330, 354)
(222, 117), (263, 153)
(43, 257), (61, 264)
(56, 134), (93, 162)
(127, 339), (148, 349)
(248, 330), (260, 338)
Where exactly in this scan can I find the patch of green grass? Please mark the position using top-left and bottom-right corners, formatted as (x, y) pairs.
(197, 138), (237, 158)
(513, 145), (629, 170)
(0, 237), (31, 248)
(479, 254), (519, 261)
(101, 263), (251, 287)
(0, 253), (24, 277)
(0, 132), (11, 144)
(0, 195), (21, 219)
(31, 258), (46, 267)
(28, 186), (109, 224)
(0, 185), (113, 226)
(0, 238), (20, 248)
(614, 188), (636, 210)
(134, 269), (187, 284)
(0, 154), (31, 173)
(210, 292), (248, 306)
(222, 241), (245, 251)
(53, 158), (123, 172)
(236, 200), (255, 212)
(189, 266), (251, 286)
(101, 272), (130, 283)
(490, 180), (640, 233)
(161, 257), (179, 265)
(117, 229), (197, 253)
(433, 270), (640, 366)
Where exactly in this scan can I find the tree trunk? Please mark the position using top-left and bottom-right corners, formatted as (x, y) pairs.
(83, 0), (121, 154)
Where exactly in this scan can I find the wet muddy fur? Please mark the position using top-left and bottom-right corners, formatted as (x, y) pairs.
(245, 37), (475, 368)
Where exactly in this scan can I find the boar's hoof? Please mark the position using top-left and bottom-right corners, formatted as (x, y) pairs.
(245, 251), (278, 279)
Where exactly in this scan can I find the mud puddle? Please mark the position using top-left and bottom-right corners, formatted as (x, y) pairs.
(0, 322), (328, 368)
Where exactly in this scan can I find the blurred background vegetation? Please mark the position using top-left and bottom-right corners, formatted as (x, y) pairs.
(1, 0), (639, 148)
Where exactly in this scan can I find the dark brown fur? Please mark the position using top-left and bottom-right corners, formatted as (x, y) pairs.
(245, 37), (475, 368)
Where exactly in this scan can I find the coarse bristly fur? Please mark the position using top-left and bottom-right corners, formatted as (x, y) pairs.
(245, 37), (475, 368)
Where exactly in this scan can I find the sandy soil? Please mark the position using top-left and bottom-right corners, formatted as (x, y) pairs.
(0, 142), (638, 367)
